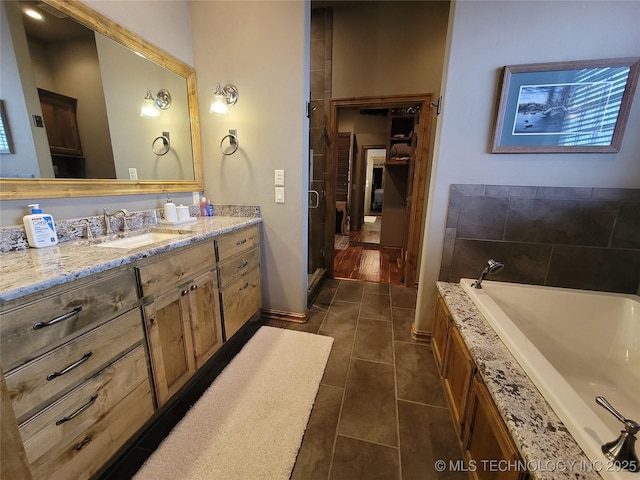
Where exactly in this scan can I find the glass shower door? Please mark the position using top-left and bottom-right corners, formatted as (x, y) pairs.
(307, 153), (327, 306)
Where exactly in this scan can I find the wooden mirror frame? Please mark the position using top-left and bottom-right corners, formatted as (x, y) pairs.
(0, 0), (203, 200)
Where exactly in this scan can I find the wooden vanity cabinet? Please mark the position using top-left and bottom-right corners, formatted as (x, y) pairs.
(442, 323), (474, 436)
(138, 242), (222, 407)
(462, 372), (527, 480)
(434, 291), (527, 479)
(431, 293), (451, 372)
(215, 225), (261, 340)
(0, 266), (153, 480)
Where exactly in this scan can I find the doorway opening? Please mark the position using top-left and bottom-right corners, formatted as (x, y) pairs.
(326, 95), (433, 286)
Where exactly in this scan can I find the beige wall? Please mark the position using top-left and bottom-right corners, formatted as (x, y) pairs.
(38, 35), (115, 178)
(415, 0), (640, 332)
(0, 1), (53, 179)
(332, 1), (449, 99)
(96, 35), (193, 181)
(190, 1), (310, 315)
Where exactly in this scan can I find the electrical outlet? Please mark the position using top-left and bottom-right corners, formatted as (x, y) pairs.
(192, 192), (200, 205)
(128, 168), (138, 180)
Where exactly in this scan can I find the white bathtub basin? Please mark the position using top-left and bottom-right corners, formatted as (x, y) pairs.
(460, 278), (639, 480)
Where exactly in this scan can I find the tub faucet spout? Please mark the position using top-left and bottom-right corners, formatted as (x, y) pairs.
(471, 259), (504, 289)
(596, 396), (639, 472)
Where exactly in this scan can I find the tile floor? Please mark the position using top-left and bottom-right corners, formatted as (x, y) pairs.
(268, 279), (466, 480)
(100, 279), (466, 479)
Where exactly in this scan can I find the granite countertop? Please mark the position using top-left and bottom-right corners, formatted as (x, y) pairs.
(0, 216), (261, 304)
(437, 282), (602, 480)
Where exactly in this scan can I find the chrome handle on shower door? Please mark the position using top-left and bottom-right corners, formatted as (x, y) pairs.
(309, 190), (320, 209)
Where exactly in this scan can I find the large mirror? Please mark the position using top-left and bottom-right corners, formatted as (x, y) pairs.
(0, 0), (203, 199)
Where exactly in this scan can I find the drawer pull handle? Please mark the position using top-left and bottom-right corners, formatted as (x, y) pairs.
(235, 238), (247, 246)
(47, 352), (92, 381)
(237, 261), (249, 270)
(75, 437), (92, 451)
(56, 393), (98, 426)
(190, 284), (198, 291)
(239, 282), (249, 292)
(33, 306), (83, 330)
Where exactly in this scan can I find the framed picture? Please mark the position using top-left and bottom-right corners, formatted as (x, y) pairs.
(0, 100), (14, 154)
(491, 58), (640, 153)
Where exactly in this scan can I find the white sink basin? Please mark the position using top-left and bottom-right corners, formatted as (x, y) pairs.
(94, 232), (183, 250)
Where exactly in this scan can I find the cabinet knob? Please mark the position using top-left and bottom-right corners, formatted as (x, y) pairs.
(190, 284), (198, 291)
(181, 289), (189, 296)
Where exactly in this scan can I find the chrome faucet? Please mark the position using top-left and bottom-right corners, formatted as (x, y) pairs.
(471, 259), (504, 289)
(596, 396), (639, 471)
(103, 208), (130, 235)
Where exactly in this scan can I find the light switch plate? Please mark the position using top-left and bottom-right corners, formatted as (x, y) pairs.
(275, 187), (285, 203)
(275, 169), (285, 186)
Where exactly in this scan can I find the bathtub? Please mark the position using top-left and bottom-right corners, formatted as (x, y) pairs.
(460, 278), (639, 480)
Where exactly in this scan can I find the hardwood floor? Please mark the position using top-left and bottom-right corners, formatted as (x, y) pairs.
(334, 244), (403, 284)
(349, 216), (381, 245)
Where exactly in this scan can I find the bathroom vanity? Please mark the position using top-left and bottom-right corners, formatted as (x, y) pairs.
(0, 217), (262, 480)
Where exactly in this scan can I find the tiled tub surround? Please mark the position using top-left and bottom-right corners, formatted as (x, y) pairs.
(0, 210), (261, 303)
(440, 185), (640, 294)
(437, 282), (602, 480)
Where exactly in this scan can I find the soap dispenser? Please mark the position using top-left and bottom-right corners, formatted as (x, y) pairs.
(23, 204), (58, 248)
(164, 194), (177, 223)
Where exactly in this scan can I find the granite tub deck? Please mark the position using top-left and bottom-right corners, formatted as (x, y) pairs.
(0, 215), (261, 304)
(437, 282), (602, 480)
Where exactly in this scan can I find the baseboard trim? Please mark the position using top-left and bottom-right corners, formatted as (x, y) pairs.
(411, 322), (431, 343)
(261, 308), (309, 324)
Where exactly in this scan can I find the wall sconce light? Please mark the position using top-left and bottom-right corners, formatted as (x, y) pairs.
(140, 88), (171, 119)
(209, 83), (239, 115)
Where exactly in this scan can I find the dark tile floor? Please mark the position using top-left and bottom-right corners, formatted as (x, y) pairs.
(99, 279), (465, 479)
(268, 279), (466, 480)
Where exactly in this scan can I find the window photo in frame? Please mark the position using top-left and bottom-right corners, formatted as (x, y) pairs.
(0, 100), (14, 154)
(491, 58), (640, 153)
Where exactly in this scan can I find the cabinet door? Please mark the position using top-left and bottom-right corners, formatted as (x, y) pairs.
(38, 89), (83, 157)
(188, 271), (222, 368)
(463, 374), (527, 480)
(143, 288), (195, 407)
(432, 293), (450, 373)
(220, 267), (261, 341)
(442, 323), (474, 436)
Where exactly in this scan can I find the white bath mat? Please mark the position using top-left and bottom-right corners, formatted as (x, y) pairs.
(133, 326), (333, 480)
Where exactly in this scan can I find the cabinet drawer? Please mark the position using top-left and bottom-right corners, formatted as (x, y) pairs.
(137, 242), (215, 297)
(5, 308), (144, 423)
(29, 379), (153, 480)
(19, 345), (150, 471)
(214, 225), (259, 263)
(217, 247), (260, 289)
(1, 268), (138, 372)
(220, 267), (261, 340)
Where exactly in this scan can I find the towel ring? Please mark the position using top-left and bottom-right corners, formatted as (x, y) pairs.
(152, 135), (170, 156)
(220, 130), (239, 156)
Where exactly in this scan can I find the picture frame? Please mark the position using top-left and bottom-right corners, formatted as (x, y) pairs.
(0, 100), (14, 154)
(491, 58), (640, 153)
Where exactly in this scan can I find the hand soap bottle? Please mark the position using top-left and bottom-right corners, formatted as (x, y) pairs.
(164, 194), (177, 223)
(23, 204), (58, 248)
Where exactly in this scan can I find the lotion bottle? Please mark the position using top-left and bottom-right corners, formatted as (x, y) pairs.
(164, 194), (177, 223)
(23, 204), (58, 248)
(200, 196), (207, 217)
